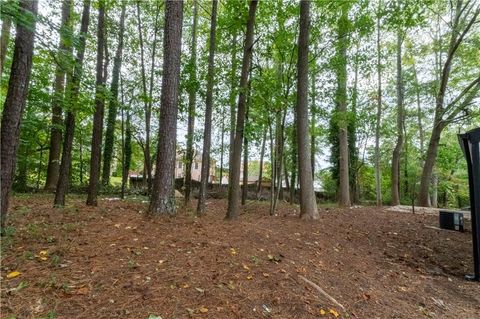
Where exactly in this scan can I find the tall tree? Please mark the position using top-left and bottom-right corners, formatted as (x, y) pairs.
(295, 0), (318, 220)
(54, 0), (91, 207)
(226, 0), (258, 220)
(44, 0), (73, 191)
(0, 0), (38, 229)
(418, 1), (480, 206)
(197, 0), (218, 215)
(102, 1), (127, 186)
(86, 0), (106, 206)
(228, 33), (238, 187)
(336, 2), (351, 207)
(135, 1), (160, 192)
(185, 0), (199, 204)
(391, 30), (404, 206)
(375, 3), (383, 207)
(149, 0), (183, 214)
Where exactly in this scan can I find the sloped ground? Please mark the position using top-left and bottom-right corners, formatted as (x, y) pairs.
(1, 194), (479, 319)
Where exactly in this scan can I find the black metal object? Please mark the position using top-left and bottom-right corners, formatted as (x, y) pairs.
(439, 210), (464, 232)
(458, 127), (480, 281)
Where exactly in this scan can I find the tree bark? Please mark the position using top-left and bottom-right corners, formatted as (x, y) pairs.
(0, 0), (38, 229)
(295, 0), (318, 220)
(149, 0), (183, 215)
(0, 12), (12, 77)
(336, 3), (351, 207)
(86, 0), (106, 206)
(226, 0), (258, 220)
(102, 1), (126, 186)
(54, 0), (91, 207)
(45, 0), (73, 191)
(185, 0), (199, 204)
(391, 31), (404, 206)
(197, 0), (218, 215)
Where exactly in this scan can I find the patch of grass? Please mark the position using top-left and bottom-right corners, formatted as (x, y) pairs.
(26, 222), (49, 239)
(1, 226), (16, 251)
(127, 258), (139, 269)
(23, 250), (35, 260)
(15, 205), (31, 216)
(61, 223), (77, 232)
(50, 254), (61, 267)
(40, 310), (57, 319)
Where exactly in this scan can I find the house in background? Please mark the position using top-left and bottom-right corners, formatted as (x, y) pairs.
(175, 152), (216, 183)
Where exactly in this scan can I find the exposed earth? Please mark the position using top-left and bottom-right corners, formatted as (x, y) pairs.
(1, 194), (479, 318)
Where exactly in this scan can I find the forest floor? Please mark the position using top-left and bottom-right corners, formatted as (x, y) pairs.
(1, 194), (479, 319)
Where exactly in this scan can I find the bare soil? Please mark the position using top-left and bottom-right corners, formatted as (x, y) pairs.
(1, 194), (479, 319)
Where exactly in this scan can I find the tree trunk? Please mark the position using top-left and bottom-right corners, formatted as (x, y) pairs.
(102, 1), (126, 186)
(54, 0), (91, 207)
(86, 0), (106, 206)
(185, 0), (199, 204)
(391, 31), (404, 206)
(0, 11), (12, 77)
(219, 115), (225, 187)
(349, 43), (360, 203)
(149, 0), (183, 215)
(197, 0), (217, 215)
(241, 100), (250, 206)
(135, 1), (158, 193)
(289, 126), (297, 205)
(336, 3), (351, 207)
(419, 122), (445, 206)
(431, 173), (438, 207)
(122, 77), (132, 199)
(256, 127), (266, 198)
(310, 69), (316, 179)
(228, 33), (238, 187)
(295, 0), (318, 220)
(226, 0), (258, 220)
(0, 0), (38, 229)
(45, 0), (73, 191)
(375, 6), (382, 207)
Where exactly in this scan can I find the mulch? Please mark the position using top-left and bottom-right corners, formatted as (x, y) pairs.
(1, 194), (479, 318)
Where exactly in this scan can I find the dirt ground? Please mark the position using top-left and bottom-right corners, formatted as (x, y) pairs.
(1, 194), (479, 319)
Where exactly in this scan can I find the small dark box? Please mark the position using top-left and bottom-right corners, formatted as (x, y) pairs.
(439, 210), (464, 232)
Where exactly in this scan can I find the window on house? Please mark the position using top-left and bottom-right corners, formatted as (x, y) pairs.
(178, 161), (182, 169)
(194, 162), (199, 169)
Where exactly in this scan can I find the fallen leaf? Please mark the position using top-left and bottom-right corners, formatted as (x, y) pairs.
(181, 283), (189, 288)
(75, 287), (90, 295)
(243, 264), (250, 271)
(329, 308), (339, 317)
(195, 287), (205, 294)
(147, 315), (162, 319)
(319, 308), (327, 315)
(39, 250), (48, 255)
(246, 275), (253, 280)
(6, 271), (21, 279)
(230, 248), (237, 256)
(199, 307), (209, 313)
(262, 273), (270, 277)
